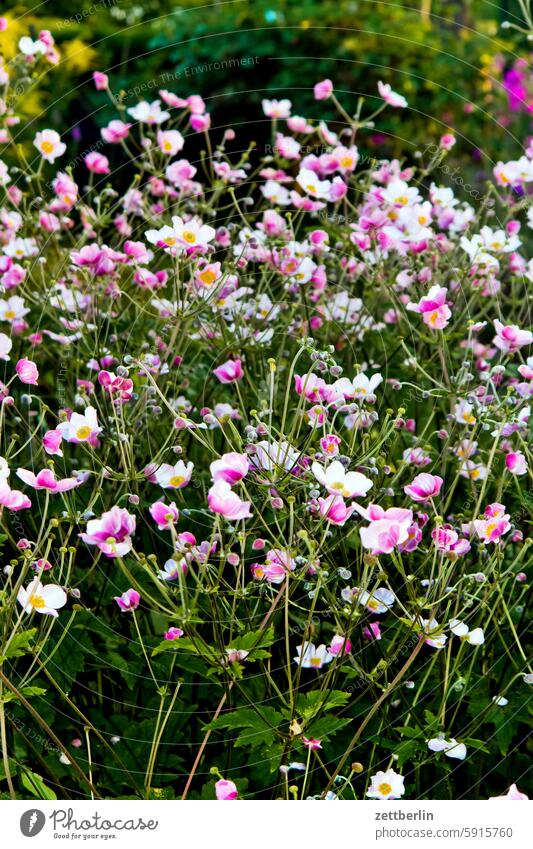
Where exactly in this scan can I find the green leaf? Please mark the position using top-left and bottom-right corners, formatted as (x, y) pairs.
(227, 626), (276, 652)
(207, 706), (283, 750)
(1, 629), (37, 661)
(296, 689), (351, 720)
(2, 686), (46, 704)
(20, 769), (57, 800)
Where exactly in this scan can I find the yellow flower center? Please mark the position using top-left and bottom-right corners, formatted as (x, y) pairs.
(4, 310), (15, 320)
(165, 237), (177, 247)
(76, 425), (92, 440)
(310, 656), (322, 667)
(378, 782), (392, 796)
(395, 195), (408, 205)
(169, 475), (185, 487)
(367, 599), (380, 611)
(182, 230), (196, 244)
(199, 269), (217, 286)
(28, 593), (46, 609)
(306, 184), (317, 194)
(41, 141), (54, 155)
(340, 156), (353, 168)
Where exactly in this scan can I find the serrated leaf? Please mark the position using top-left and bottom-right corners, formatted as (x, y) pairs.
(1, 629), (37, 661)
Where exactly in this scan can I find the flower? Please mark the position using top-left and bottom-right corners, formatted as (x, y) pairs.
(18, 578), (66, 618)
(493, 320), (532, 354)
(363, 622), (382, 641)
(378, 81), (408, 108)
(57, 406), (101, 443)
(208, 480), (252, 520)
(359, 508), (413, 554)
(404, 473), (443, 502)
(355, 587), (395, 614)
(366, 768), (405, 799)
(449, 619), (485, 645)
(210, 452), (249, 484)
(154, 460), (193, 489)
(92, 71), (108, 90)
(157, 130), (184, 155)
(15, 358), (38, 385)
(427, 736), (467, 760)
(42, 429), (63, 456)
(312, 460), (373, 498)
(85, 152), (110, 174)
(317, 495), (355, 526)
(262, 98), (292, 118)
(80, 506), (136, 557)
(164, 627), (184, 640)
(0, 481), (31, 510)
(34, 130), (66, 163)
(489, 784), (529, 801)
(302, 737), (322, 749)
(215, 778), (238, 800)
(149, 501), (180, 530)
(406, 285), (451, 330)
(0, 332), (12, 360)
(294, 642), (334, 669)
(505, 451), (527, 475)
(16, 468), (81, 493)
(127, 100), (170, 124)
(328, 634), (351, 656)
(213, 358), (244, 384)
(314, 79), (333, 100)
(114, 588), (140, 612)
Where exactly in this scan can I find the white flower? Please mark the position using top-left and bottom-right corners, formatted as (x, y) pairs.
(296, 168), (332, 200)
(427, 736), (467, 760)
(57, 406), (101, 443)
(366, 768), (405, 799)
(449, 619), (485, 645)
(33, 130), (66, 163)
(454, 399), (477, 426)
(492, 695), (509, 707)
(127, 100), (170, 124)
(17, 578), (67, 618)
(154, 461), (193, 489)
(252, 440), (300, 473)
(311, 460), (373, 499)
(19, 36), (46, 56)
(294, 642), (334, 669)
(355, 587), (395, 614)
(262, 98), (292, 118)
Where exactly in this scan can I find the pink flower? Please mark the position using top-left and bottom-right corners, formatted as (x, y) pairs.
(319, 434), (341, 457)
(493, 320), (532, 354)
(378, 81), (408, 108)
(440, 133), (456, 151)
(42, 429), (63, 457)
(80, 506), (136, 557)
(0, 481), (31, 510)
(164, 627), (184, 640)
(92, 72), (109, 90)
(404, 473), (443, 502)
(190, 113), (211, 132)
(490, 784), (529, 801)
(16, 357), (38, 385)
(505, 451), (528, 475)
(149, 500), (180, 530)
(210, 452), (249, 484)
(114, 588), (140, 612)
(302, 737), (322, 750)
(406, 285), (451, 330)
(314, 79), (333, 100)
(213, 358), (244, 384)
(98, 370), (134, 403)
(431, 525), (459, 551)
(473, 505), (511, 544)
(16, 468), (81, 493)
(85, 152), (110, 174)
(363, 622), (382, 641)
(215, 778), (238, 800)
(101, 120), (131, 143)
(328, 634), (351, 656)
(318, 495), (355, 526)
(208, 480), (252, 520)
(157, 130), (184, 155)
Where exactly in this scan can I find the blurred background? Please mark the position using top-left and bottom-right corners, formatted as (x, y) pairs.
(2, 1), (532, 183)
